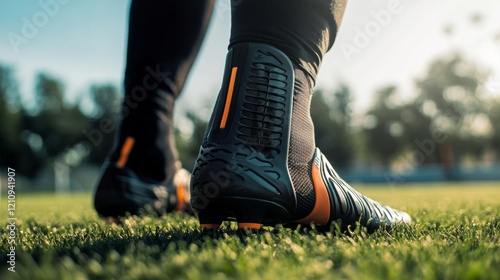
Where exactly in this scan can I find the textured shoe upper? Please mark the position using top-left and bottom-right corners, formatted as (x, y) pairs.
(297, 148), (411, 231)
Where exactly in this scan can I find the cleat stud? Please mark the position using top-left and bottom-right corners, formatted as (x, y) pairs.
(238, 223), (261, 230)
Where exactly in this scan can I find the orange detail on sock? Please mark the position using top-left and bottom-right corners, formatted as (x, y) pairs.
(295, 163), (331, 225)
(116, 137), (135, 168)
(219, 67), (238, 129)
(238, 223), (261, 230)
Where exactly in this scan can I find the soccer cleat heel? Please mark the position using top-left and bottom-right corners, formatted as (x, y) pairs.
(93, 161), (192, 218)
(191, 43), (298, 226)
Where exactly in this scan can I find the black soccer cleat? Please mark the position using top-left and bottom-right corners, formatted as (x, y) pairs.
(93, 161), (192, 219)
(190, 43), (410, 232)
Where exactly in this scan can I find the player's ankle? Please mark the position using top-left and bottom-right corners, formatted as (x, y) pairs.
(109, 131), (178, 183)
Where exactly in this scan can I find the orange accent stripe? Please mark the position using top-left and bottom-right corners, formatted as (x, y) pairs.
(295, 163), (331, 225)
(175, 182), (186, 211)
(200, 224), (221, 230)
(238, 223), (261, 230)
(219, 67), (238, 129)
(116, 137), (135, 168)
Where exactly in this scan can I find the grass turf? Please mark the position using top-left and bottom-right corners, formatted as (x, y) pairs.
(1, 182), (499, 280)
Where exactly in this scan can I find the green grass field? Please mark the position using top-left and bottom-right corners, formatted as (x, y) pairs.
(1, 182), (499, 280)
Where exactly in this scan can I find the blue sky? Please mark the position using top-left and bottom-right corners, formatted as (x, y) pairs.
(1, 0), (499, 116)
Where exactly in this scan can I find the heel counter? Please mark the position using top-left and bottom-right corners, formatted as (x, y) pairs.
(192, 43), (297, 216)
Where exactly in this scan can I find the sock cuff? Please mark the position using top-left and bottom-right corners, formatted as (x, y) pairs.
(229, 0), (338, 82)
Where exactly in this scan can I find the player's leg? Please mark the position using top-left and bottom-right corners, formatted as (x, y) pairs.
(94, 0), (214, 218)
(191, 0), (411, 232)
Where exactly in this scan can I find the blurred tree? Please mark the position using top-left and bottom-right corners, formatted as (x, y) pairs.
(488, 99), (500, 153)
(90, 84), (121, 119)
(398, 102), (433, 158)
(332, 84), (352, 129)
(86, 84), (121, 164)
(35, 73), (65, 112)
(364, 86), (406, 166)
(311, 88), (353, 168)
(0, 65), (24, 171)
(19, 74), (92, 178)
(413, 54), (487, 178)
(415, 55), (482, 126)
(31, 74), (90, 157)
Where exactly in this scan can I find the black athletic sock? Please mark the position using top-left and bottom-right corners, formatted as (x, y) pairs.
(229, 0), (347, 218)
(110, 0), (214, 183)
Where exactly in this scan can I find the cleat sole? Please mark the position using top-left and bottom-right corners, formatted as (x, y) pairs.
(193, 197), (291, 230)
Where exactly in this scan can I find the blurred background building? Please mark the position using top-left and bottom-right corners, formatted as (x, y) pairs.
(0, 0), (499, 192)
